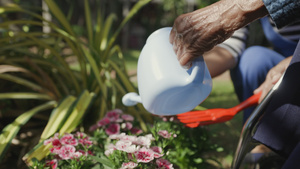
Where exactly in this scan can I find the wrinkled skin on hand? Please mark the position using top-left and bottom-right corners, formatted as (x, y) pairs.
(170, 0), (268, 67)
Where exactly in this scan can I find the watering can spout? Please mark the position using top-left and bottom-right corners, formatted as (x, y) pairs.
(122, 92), (142, 106)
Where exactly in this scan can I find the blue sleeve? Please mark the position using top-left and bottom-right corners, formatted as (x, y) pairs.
(263, 0), (300, 28)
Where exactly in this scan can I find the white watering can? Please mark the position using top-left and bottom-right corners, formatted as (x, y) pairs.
(122, 27), (212, 116)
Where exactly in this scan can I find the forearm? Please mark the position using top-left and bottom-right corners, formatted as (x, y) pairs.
(170, 0), (269, 66)
(218, 0), (269, 32)
(204, 46), (236, 78)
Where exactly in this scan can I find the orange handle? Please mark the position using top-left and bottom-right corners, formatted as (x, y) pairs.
(234, 92), (262, 112)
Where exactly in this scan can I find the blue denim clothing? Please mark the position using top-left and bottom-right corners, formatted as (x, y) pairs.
(263, 0), (300, 28)
(230, 17), (298, 123)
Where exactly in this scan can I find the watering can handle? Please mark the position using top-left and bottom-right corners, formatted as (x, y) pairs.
(186, 57), (205, 83)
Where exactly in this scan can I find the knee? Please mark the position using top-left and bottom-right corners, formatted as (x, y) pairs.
(239, 46), (276, 76)
(238, 46), (278, 85)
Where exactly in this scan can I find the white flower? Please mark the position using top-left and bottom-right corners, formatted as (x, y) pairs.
(115, 140), (137, 153)
(105, 149), (114, 156)
(120, 161), (138, 169)
(134, 136), (151, 148)
(109, 133), (126, 140)
(145, 134), (155, 141)
(120, 135), (137, 143)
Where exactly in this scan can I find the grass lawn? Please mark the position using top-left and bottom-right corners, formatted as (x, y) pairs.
(123, 49), (244, 168)
(204, 80), (243, 168)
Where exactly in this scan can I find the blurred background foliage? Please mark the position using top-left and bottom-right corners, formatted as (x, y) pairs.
(0, 0), (264, 168)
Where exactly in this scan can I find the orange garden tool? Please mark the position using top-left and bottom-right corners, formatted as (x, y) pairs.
(176, 92), (262, 128)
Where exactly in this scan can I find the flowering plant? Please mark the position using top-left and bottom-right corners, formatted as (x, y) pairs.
(90, 109), (175, 168)
(31, 109), (220, 169)
(31, 132), (95, 169)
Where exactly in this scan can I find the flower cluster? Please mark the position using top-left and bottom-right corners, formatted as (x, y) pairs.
(89, 109), (142, 135)
(105, 132), (174, 169)
(43, 132), (93, 169)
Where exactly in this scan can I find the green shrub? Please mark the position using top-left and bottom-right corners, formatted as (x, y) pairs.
(0, 0), (152, 165)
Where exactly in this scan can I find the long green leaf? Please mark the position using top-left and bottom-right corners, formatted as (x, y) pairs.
(44, 0), (75, 36)
(82, 47), (106, 98)
(108, 60), (136, 92)
(40, 96), (76, 141)
(0, 20), (44, 28)
(90, 155), (114, 168)
(99, 14), (117, 51)
(23, 141), (52, 166)
(103, 0), (151, 61)
(26, 34), (81, 94)
(0, 101), (57, 161)
(0, 93), (52, 100)
(84, 0), (93, 45)
(59, 90), (95, 134)
(0, 74), (45, 93)
(94, 6), (103, 52)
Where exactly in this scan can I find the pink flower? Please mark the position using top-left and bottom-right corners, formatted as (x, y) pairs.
(156, 159), (174, 169)
(130, 127), (143, 135)
(151, 146), (164, 158)
(58, 145), (76, 160)
(106, 109), (123, 122)
(97, 117), (110, 127)
(50, 147), (61, 154)
(126, 122), (133, 130)
(89, 124), (98, 131)
(51, 138), (62, 148)
(134, 147), (154, 163)
(60, 134), (78, 146)
(45, 159), (58, 169)
(77, 149), (93, 156)
(120, 161), (138, 169)
(78, 137), (93, 147)
(44, 138), (53, 145)
(75, 132), (86, 139)
(121, 114), (134, 121)
(105, 123), (120, 135)
(73, 151), (83, 158)
(158, 130), (172, 139)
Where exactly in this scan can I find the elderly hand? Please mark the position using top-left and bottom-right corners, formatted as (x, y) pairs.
(169, 0), (268, 67)
(254, 56), (292, 102)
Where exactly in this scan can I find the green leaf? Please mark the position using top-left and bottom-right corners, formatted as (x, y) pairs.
(0, 92), (52, 100)
(103, 0), (151, 61)
(44, 0), (75, 35)
(82, 47), (107, 104)
(0, 74), (45, 93)
(40, 96), (76, 141)
(90, 155), (114, 168)
(22, 141), (52, 166)
(0, 101), (57, 161)
(84, 0), (93, 45)
(59, 90), (95, 134)
(100, 14), (117, 51)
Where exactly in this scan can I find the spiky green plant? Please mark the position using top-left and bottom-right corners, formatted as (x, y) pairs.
(0, 0), (152, 165)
